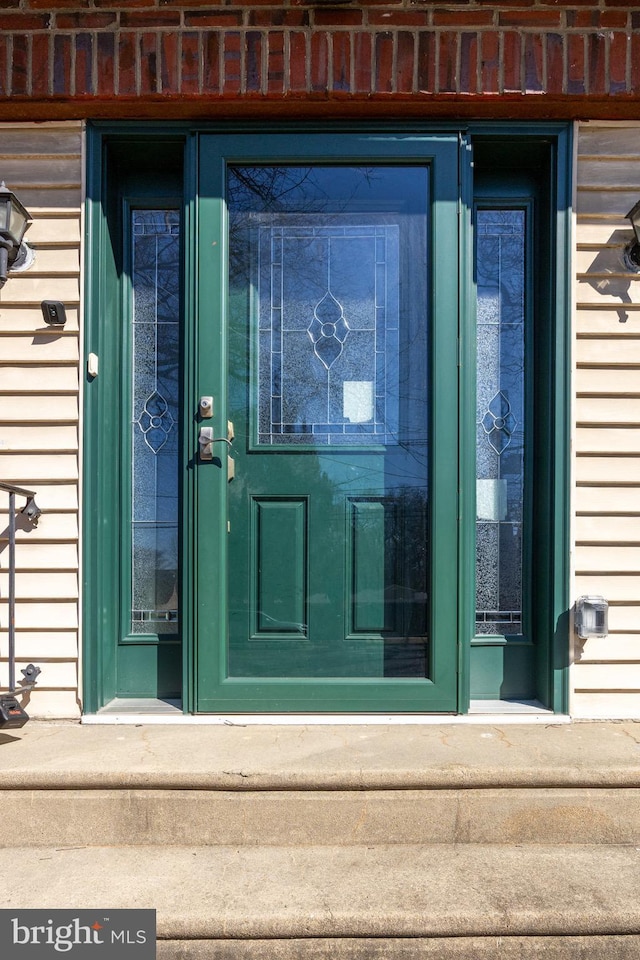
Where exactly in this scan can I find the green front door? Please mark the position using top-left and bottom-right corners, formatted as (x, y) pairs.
(194, 133), (460, 712)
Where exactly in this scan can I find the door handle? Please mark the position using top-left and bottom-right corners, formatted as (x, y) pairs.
(198, 426), (234, 462)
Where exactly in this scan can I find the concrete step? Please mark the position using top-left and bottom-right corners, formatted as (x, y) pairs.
(2, 785), (640, 847)
(2, 722), (640, 957)
(1, 721), (640, 848)
(1, 844), (639, 959)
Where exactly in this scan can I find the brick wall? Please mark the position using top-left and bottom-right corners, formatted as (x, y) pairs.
(1, 1), (640, 120)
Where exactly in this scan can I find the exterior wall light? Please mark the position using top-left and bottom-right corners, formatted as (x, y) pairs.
(624, 200), (640, 270)
(0, 181), (33, 288)
(575, 595), (608, 640)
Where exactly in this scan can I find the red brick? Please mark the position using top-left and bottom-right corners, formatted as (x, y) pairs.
(566, 11), (598, 29)
(0, 13), (49, 29)
(332, 31), (350, 93)
(250, 10), (308, 28)
(118, 32), (137, 95)
(220, 0), (280, 6)
(185, 11), (243, 28)
(96, 31), (115, 96)
(396, 31), (415, 94)
(53, 34), (72, 94)
(502, 31), (521, 93)
(161, 31), (179, 93)
(139, 32), (157, 95)
(524, 33), (543, 92)
(310, 31), (328, 93)
(499, 10), (562, 28)
(546, 33), (564, 95)
(609, 32), (627, 94)
(0, 0), (20, 7)
(288, 31), (307, 92)
(0, 34), (7, 97)
(11, 33), (28, 95)
(29, 0), (88, 8)
(246, 30), (263, 92)
(56, 12), (116, 29)
(567, 33), (586, 94)
(121, 12), (180, 28)
(587, 31), (606, 95)
(480, 30), (499, 93)
(223, 31), (242, 96)
(94, 0), (153, 7)
(75, 32), (94, 96)
(202, 31), (220, 94)
(31, 32), (49, 97)
(438, 31), (458, 94)
(460, 32), (478, 94)
(267, 31), (284, 94)
(181, 32), (200, 94)
(353, 31), (372, 94)
(417, 30), (435, 94)
(599, 11), (628, 28)
(375, 31), (393, 93)
(432, 10), (494, 27)
(630, 32), (640, 95)
(632, 12), (640, 30)
(313, 9), (362, 27)
(368, 11), (429, 27)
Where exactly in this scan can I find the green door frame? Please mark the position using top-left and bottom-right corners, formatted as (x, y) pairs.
(82, 121), (571, 716)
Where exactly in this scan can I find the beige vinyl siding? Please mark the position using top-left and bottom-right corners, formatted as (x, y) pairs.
(0, 122), (82, 719)
(574, 121), (640, 718)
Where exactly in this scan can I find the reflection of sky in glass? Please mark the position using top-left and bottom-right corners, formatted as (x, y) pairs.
(131, 209), (180, 636)
(475, 209), (525, 637)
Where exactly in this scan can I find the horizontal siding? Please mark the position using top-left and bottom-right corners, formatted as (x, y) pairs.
(574, 122), (640, 717)
(0, 121), (82, 719)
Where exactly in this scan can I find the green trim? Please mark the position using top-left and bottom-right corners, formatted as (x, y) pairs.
(83, 129), (188, 710)
(465, 124), (572, 711)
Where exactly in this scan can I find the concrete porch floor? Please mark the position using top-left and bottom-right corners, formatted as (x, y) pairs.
(1, 718), (639, 788)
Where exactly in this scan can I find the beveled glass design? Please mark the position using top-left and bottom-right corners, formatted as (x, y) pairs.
(475, 209), (525, 637)
(130, 209), (180, 636)
(254, 222), (399, 445)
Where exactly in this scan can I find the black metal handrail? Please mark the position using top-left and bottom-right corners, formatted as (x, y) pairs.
(0, 482), (41, 694)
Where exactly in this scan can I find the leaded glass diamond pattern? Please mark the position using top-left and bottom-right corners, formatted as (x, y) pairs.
(136, 389), (176, 453)
(481, 390), (517, 455)
(307, 290), (350, 370)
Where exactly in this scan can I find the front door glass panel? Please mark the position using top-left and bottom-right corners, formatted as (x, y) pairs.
(227, 166), (430, 680)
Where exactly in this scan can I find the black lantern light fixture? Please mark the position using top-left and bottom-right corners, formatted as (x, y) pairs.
(0, 181), (32, 288)
(624, 199), (640, 270)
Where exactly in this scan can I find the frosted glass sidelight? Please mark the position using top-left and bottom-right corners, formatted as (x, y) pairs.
(130, 209), (180, 636)
(475, 209), (525, 637)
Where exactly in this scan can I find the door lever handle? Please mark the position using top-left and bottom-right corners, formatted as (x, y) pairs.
(199, 426), (232, 461)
